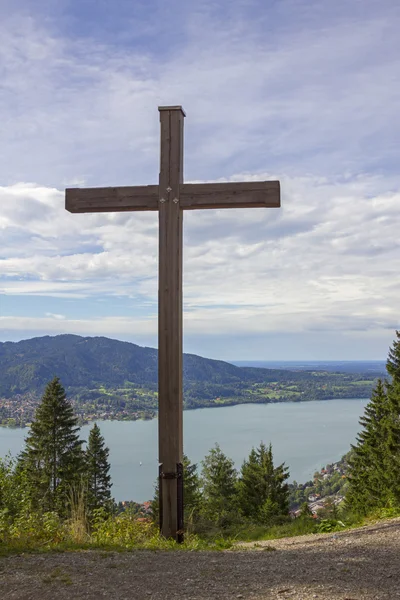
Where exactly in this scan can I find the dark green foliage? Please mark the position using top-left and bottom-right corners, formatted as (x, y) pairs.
(347, 381), (390, 512)
(182, 454), (202, 521)
(347, 332), (400, 514)
(0, 455), (31, 519)
(386, 378), (400, 505)
(237, 442), (289, 524)
(151, 454), (201, 526)
(200, 444), (238, 526)
(386, 330), (400, 383)
(385, 330), (400, 506)
(85, 423), (112, 515)
(153, 443), (289, 532)
(18, 377), (85, 516)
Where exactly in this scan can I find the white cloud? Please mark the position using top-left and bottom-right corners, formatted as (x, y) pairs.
(0, 2), (399, 352)
(0, 4), (399, 187)
(0, 174), (399, 338)
(45, 312), (66, 320)
(0, 315), (156, 336)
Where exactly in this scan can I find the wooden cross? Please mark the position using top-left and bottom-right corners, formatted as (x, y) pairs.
(66, 106), (280, 541)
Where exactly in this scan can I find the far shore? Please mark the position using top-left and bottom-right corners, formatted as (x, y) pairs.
(0, 395), (369, 429)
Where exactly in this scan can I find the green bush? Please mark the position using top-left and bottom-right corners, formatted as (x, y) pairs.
(0, 509), (68, 550)
(91, 509), (159, 548)
(316, 519), (345, 533)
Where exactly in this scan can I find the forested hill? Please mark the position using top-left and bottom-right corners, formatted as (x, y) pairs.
(0, 334), (302, 396)
(0, 335), (382, 426)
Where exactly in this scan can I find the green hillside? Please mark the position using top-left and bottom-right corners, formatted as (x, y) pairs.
(0, 334), (290, 395)
(0, 335), (380, 426)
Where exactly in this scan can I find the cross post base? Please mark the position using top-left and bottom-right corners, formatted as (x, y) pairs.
(159, 463), (184, 543)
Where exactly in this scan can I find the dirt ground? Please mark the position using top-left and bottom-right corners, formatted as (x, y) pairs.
(1, 518), (399, 600)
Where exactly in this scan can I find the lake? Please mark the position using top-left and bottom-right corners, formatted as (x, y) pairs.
(0, 399), (367, 502)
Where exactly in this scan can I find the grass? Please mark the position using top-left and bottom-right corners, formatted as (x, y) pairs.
(1, 506), (399, 558)
(222, 518), (318, 543)
(0, 511), (234, 557)
(199, 506), (400, 547)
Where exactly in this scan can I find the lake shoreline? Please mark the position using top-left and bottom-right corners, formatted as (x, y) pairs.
(0, 395), (370, 429)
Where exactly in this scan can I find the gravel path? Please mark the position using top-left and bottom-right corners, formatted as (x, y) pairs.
(1, 519), (399, 600)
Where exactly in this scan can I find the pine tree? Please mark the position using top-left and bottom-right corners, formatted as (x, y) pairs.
(182, 454), (202, 520)
(385, 330), (400, 505)
(200, 444), (238, 526)
(386, 330), (400, 384)
(347, 380), (391, 513)
(237, 442), (289, 524)
(19, 377), (85, 516)
(385, 338), (400, 505)
(85, 423), (112, 515)
(237, 447), (263, 521)
(347, 331), (400, 513)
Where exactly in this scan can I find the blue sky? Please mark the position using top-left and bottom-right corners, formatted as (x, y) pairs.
(0, 0), (399, 360)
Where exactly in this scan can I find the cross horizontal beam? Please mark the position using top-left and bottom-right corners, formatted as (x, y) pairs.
(66, 181), (280, 213)
(180, 181), (280, 210)
(66, 185), (159, 213)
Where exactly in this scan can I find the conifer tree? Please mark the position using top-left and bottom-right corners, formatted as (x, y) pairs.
(182, 454), (202, 520)
(386, 330), (400, 384)
(237, 442), (289, 524)
(200, 444), (237, 526)
(385, 330), (400, 503)
(19, 377), (85, 516)
(85, 422), (112, 515)
(347, 380), (390, 513)
(385, 332), (400, 505)
(347, 331), (400, 513)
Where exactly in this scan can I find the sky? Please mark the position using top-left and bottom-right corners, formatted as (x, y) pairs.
(0, 0), (399, 361)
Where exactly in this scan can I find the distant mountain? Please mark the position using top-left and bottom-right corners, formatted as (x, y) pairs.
(0, 334), (293, 398)
(0, 335), (378, 426)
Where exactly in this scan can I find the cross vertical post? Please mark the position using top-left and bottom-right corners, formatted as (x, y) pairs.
(158, 107), (185, 540)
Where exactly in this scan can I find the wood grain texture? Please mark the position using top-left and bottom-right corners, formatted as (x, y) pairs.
(180, 181), (280, 210)
(158, 105), (186, 117)
(65, 181), (279, 213)
(65, 186), (159, 213)
(158, 108), (184, 540)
